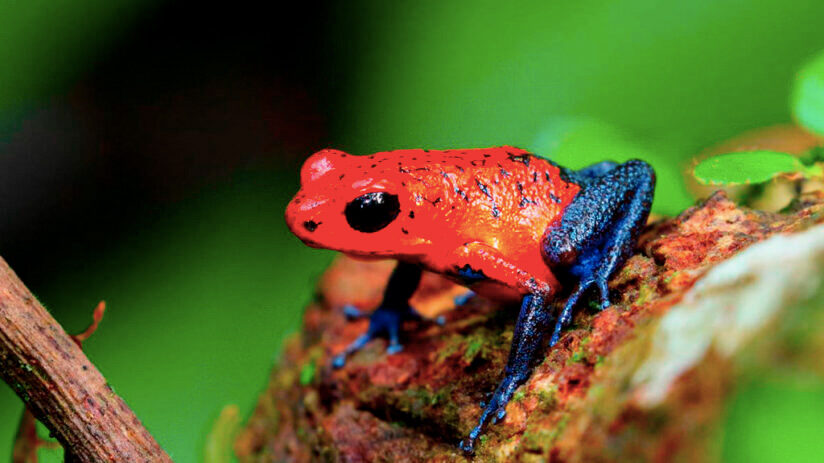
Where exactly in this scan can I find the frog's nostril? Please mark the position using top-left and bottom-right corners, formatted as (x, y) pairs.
(303, 220), (320, 232)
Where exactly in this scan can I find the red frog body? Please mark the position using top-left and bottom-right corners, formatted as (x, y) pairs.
(287, 146), (580, 302)
(286, 145), (655, 453)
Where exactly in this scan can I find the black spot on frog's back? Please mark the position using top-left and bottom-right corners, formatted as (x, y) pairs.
(475, 179), (493, 199)
(507, 152), (531, 166)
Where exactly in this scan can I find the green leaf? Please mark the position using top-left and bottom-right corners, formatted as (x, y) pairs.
(299, 360), (316, 386)
(792, 50), (824, 136)
(693, 151), (803, 185)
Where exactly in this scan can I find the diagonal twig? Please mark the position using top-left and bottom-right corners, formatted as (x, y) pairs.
(0, 257), (172, 462)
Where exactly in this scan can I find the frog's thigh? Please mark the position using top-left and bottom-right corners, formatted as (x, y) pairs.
(544, 160), (654, 267)
(451, 242), (557, 296)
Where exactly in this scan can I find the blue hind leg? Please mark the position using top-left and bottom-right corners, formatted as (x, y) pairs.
(546, 160), (655, 346)
(458, 160), (655, 454)
(459, 293), (551, 454)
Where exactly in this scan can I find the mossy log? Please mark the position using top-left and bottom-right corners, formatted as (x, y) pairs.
(236, 192), (824, 462)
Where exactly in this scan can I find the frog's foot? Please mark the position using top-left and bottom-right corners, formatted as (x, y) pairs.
(548, 263), (613, 346)
(341, 304), (367, 320)
(333, 304), (440, 368)
(453, 290), (476, 307)
(459, 373), (523, 454)
(332, 305), (407, 368)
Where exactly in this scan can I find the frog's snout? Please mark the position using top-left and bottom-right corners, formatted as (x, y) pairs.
(285, 192), (329, 243)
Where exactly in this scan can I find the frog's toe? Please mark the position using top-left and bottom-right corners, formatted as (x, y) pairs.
(331, 354), (346, 369)
(332, 333), (373, 369)
(333, 305), (412, 367)
(454, 290), (475, 306)
(490, 402), (509, 425)
(458, 438), (476, 455)
(386, 344), (404, 355)
(596, 280), (611, 310)
(422, 313), (447, 327)
(386, 323), (404, 355)
(494, 408), (507, 423)
(342, 304), (365, 320)
(461, 374), (520, 453)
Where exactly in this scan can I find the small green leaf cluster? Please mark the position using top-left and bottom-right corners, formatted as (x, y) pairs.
(693, 150), (822, 186)
(692, 51), (824, 186)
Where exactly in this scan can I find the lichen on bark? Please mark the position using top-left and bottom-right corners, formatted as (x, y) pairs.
(236, 191), (824, 462)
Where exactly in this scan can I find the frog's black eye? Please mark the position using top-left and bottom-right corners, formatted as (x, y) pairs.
(344, 192), (401, 233)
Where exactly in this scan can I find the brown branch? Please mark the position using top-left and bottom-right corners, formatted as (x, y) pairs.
(12, 301), (110, 462)
(0, 257), (172, 463)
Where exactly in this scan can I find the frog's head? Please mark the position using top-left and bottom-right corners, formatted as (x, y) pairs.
(285, 149), (421, 258)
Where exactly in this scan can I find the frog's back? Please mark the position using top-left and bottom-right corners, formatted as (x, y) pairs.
(350, 147), (579, 286)
(371, 146), (579, 248)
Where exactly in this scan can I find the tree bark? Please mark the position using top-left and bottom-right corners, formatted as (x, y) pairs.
(0, 257), (172, 463)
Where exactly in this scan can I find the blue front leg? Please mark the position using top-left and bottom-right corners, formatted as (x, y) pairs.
(332, 262), (432, 368)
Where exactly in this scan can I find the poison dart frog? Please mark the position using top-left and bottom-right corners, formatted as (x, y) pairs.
(285, 146), (655, 453)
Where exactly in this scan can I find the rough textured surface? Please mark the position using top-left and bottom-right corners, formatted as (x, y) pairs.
(237, 191), (824, 462)
(0, 258), (172, 463)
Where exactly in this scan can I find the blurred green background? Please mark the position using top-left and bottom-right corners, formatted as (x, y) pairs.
(1, 0), (824, 461)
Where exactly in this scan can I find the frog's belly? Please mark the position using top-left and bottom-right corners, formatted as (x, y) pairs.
(466, 279), (523, 303)
(438, 273), (532, 303)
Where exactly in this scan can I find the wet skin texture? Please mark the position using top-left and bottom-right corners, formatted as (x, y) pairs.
(285, 146), (655, 453)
